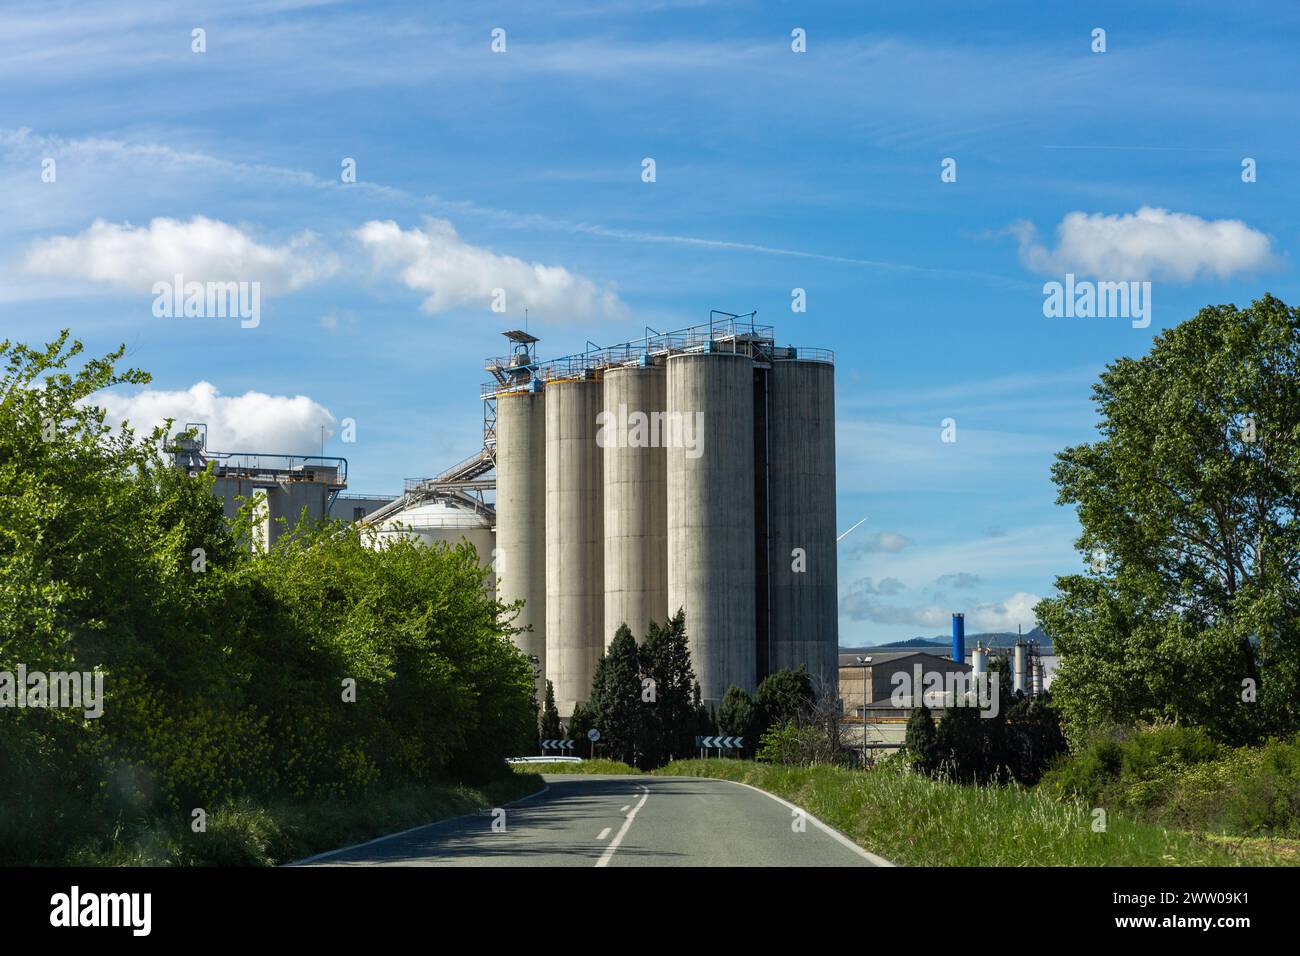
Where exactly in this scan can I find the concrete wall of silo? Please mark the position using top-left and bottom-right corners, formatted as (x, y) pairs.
(602, 365), (668, 648)
(545, 379), (605, 716)
(666, 351), (756, 708)
(495, 389), (548, 701)
(767, 359), (838, 689)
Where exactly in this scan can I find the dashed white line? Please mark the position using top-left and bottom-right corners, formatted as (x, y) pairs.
(620, 805), (630, 812)
(597, 827), (612, 841)
(595, 784), (649, 868)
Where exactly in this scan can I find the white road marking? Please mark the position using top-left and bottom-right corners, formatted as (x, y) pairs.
(717, 779), (895, 866)
(620, 805), (629, 812)
(597, 827), (611, 840)
(595, 784), (649, 868)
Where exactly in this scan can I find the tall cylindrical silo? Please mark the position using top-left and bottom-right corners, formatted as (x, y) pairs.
(766, 358), (838, 689)
(495, 387), (547, 701)
(666, 351), (756, 707)
(545, 378), (604, 716)
(602, 364), (668, 647)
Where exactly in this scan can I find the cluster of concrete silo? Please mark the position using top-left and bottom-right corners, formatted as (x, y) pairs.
(489, 318), (838, 716)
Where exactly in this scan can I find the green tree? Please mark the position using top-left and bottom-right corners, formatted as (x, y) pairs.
(638, 609), (698, 766)
(1036, 295), (1300, 745)
(717, 685), (756, 755)
(539, 680), (563, 751)
(754, 666), (815, 738)
(566, 703), (596, 758)
(903, 704), (938, 772)
(1004, 694), (1068, 785)
(0, 332), (538, 862)
(586, 626), (644, 764)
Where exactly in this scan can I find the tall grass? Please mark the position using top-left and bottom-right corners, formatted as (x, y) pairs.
(510, 759), (640, 775)
(657, 759), (1267, 866)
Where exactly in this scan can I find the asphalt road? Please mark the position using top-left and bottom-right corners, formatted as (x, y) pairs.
(296, 775), (885, 867)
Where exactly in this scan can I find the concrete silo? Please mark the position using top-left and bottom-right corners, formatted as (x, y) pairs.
(766, 358), (838, 688)
(666, 351), (756, 707)
(601, 363), (668, 647)
(495, 388), (547, 697)
(545, 378), (605, 716)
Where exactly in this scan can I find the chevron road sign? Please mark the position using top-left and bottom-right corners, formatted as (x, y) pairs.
(695, 736), (744, 750)
(541, 739), (575, 751)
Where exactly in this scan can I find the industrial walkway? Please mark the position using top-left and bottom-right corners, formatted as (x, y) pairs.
(296, 775), (886, 867)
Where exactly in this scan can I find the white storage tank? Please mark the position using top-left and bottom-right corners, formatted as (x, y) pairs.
(368, 496), (496, 588)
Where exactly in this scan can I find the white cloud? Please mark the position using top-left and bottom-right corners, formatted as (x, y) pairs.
(354, 217), (628, 321)
(23, 216), (336, 293)
(839, 587), (1040, 632)
(94, 381), (336, 456)
(1011, 206), (1273, 281)
(935, 572), (982, 589)
(965, 591), (1041, 632)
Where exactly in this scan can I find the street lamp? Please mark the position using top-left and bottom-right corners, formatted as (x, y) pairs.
(855, 656), (872, 767)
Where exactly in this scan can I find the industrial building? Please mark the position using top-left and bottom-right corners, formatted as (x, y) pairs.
(480, 313), (839, 715)
(838, 614), (1052, 750)
(170, 425), (355, 549)
(174, 313), (839, 718)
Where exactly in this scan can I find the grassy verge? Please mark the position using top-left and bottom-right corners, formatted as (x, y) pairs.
(656, 759), (1286, 866)
(66, 774), (545, 866)
(511, 759), (640, 775)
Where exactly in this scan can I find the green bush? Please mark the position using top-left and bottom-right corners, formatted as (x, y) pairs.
(0, 333), (537, 864)
(1039, 725), (1300, 837)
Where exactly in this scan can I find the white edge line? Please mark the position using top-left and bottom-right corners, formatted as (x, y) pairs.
(285, 783), (552, 867)
(595, 784), (649, 868)
(715, 779), (896, 867)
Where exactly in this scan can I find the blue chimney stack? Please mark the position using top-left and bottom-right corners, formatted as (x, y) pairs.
(952, 612), (965, 664)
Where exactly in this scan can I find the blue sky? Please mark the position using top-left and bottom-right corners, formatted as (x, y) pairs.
(2, 0), (1297, 645)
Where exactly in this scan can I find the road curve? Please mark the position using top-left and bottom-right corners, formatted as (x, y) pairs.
(296, 775), (883, 867)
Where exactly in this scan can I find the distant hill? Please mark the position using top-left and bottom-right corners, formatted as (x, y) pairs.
(842, 626), (1051, 655)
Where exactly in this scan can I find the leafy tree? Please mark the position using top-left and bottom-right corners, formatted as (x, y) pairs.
(0, 332), (538, 862)
(903, 704), (938, 772)
(1036, 295), (1300, 745)
(539, 679), (563, 750)
(566, 703), (596, 758)
(754, 666), (815, 738)
(932, 703), (1005, 784)
(638, 609), (698, 766)
(1004, 693), (1068, 785)
(718, 685), (756, 741)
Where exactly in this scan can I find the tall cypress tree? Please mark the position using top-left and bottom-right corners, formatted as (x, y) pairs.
(639, 609), (698, 765)
(538, 679), (563, 751)
(586, 625), (644, 765)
